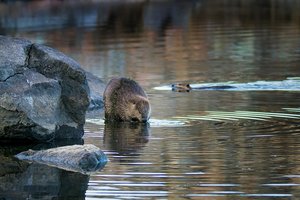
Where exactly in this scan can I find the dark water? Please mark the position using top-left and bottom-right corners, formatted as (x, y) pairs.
(1, 0), (300, 199)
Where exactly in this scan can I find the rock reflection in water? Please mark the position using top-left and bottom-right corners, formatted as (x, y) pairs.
(0, 147), (89, 200)
(103, 122), (149, 156)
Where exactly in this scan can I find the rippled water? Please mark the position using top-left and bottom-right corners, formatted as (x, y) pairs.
(2, 0), (300, 199)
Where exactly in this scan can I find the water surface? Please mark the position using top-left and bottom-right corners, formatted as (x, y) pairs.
(1, 0), (300, 199)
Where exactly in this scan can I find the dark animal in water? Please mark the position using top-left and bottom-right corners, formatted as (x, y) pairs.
(171, 83), (235, 92)
(103, 77), (151, 123)
(171, 83), (192, 92)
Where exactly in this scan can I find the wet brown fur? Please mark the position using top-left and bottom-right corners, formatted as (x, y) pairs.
(103, 77), (151, 122)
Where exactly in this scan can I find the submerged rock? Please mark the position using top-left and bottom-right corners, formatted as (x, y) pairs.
(15, 144), (107, 174)
(0, 35), (104, 141)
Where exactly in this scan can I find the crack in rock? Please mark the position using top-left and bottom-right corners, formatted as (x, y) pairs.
(25, 43), (34, 69)
(0, 72), (24, 82)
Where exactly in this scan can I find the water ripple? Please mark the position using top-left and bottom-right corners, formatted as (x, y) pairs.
(85, 118), (187, 127)
(154, 79), (300, 91)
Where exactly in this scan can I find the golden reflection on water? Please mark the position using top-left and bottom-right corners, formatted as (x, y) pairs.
(1, 0), (300, 199)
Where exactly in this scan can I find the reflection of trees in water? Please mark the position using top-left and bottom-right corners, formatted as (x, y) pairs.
(0, 0), (300, 33)
(2, 0), (299, 84)
(199, 0), (300, 23)
(0, 0), (197, 33)
(220, 121), (300, 195)
(163, 120), (300, 196)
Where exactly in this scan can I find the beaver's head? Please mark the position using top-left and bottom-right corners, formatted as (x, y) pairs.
(124, 95), (151, 123)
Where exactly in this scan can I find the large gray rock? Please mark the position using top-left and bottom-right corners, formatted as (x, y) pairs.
(86, 71), (106, 110)
(0, 35), (100, 141)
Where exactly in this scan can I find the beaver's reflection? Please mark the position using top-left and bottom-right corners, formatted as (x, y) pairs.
(103, 122), (150, 155)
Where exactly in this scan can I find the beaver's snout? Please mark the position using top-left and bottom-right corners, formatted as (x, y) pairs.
(131, 117), (139, 122)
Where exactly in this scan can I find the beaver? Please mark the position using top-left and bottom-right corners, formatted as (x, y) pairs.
(103, 77), (151, 123)
(171, 83), (235, 92)
(171, 83), (192, 92)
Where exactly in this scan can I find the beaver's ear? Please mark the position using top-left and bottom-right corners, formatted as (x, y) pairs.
(136, 95), (149, 103)
(130, 96), (141, 105)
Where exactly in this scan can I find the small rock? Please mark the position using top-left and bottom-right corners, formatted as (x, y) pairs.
(15, 144), (108, 174)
